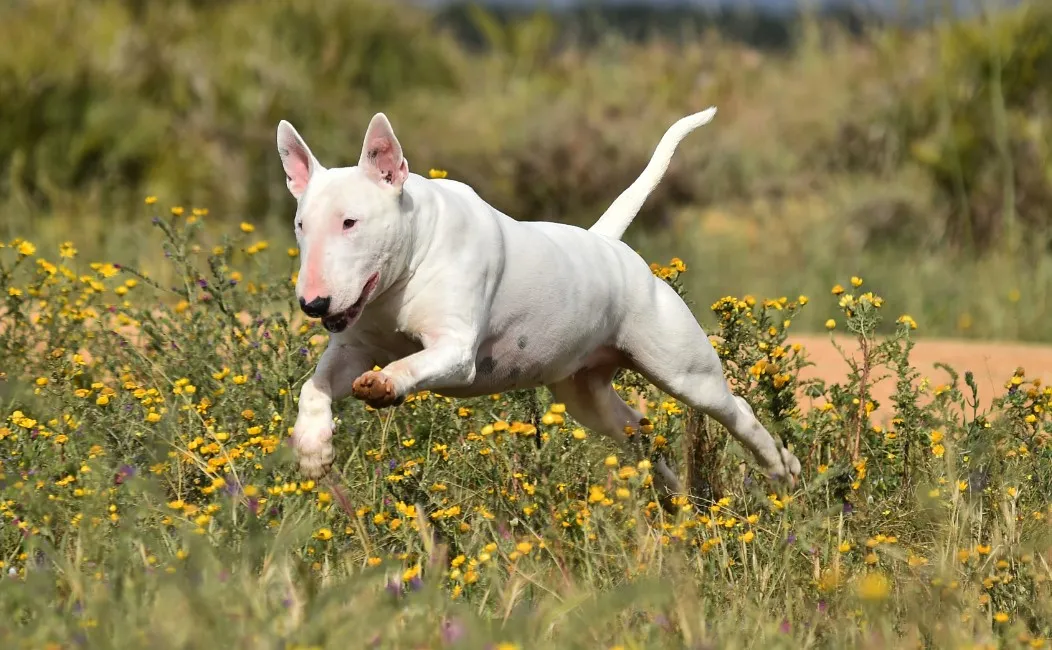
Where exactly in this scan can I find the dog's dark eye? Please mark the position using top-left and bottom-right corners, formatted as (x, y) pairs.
(342, 218), (357, 230)
(295, 220), (302, 231)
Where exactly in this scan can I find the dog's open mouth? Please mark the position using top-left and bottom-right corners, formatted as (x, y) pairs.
(321, 272), (380, 333)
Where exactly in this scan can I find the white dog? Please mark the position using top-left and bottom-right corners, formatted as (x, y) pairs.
(277, 108), (801, 499)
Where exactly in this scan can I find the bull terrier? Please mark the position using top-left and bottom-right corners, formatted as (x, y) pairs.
(277, 108), (801, 500)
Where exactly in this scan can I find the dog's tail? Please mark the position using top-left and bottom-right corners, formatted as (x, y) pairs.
(588, 107), (717, 241)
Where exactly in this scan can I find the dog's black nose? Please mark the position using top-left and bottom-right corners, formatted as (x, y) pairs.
(300, 296), (331, 318)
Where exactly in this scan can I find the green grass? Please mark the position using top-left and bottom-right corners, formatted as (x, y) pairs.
(0, 211), (1050, 649)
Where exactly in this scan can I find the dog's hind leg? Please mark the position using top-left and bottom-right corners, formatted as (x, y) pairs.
(619, 281), (801, 483)
(549, 368), (684, 507)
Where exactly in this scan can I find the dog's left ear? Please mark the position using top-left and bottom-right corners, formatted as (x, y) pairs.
(359, 113), (409, 190)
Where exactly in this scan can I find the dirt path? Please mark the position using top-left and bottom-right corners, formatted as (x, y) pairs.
(789, 334), (1052, 420)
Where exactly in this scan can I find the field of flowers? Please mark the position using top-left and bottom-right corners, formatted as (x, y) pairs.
(1, 202), (1051, 649)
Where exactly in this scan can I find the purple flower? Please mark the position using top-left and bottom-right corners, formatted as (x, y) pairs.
(780, 619), (791, 634)
(299, 348), (309, 356)
(115, 464), (137, 485)
(817, 601), (828, 614)
(441, 618), (466, 646)
(197, 279), (208, 288)
(152, 217), (160, 224)
(247, 497), (260, 515)
(842, 501), (853, 515)
(409, 575), (423, 591)
(786, 533), (797, 545)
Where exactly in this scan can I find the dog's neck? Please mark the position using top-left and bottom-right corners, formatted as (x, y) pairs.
(373, 174), (438, 299)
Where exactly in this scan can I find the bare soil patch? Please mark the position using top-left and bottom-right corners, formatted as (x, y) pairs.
(789, 334), (1052, 420)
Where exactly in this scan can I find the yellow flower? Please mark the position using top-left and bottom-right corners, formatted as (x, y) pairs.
(288, 248), (299, 258)
(856, 572), (889, 601)
(145, 196), (158, 205)
(428, 169), (449, 179)
(825, 319), (836, 330)
(741, 530), (755, 543)
(604, 455), (618, 468)
(831, 284), (844, 295)
(851, 276), (863, 287)
(838, 541), (852, 553)
(897, 314), (918, 330)
(572, 428), (587, 440)
(240, 222), (255, 233)
(993, 612), (1009, 623)
(171, 206), (185, 216)
(17, 241), (36, 257)
(59, 242), (77, 259)
(516, 541), (533, 555)
(313, 528), (333, 541)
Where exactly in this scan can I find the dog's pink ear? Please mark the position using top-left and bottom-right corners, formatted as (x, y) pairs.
(359, 113), (409, 190)
(277, 120), (318, 200)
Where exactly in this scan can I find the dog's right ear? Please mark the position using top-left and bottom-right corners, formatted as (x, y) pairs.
(277, 120), (319, 200)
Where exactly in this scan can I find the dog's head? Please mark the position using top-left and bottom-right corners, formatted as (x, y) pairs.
(277, 113), (412, 333)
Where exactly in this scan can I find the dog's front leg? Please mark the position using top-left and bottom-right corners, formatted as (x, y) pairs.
(293, 341), (372, 478)
(351, 336), (477, 408)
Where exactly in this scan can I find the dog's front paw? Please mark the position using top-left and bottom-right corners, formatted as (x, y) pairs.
(292, 414), (335, 479)
(765, 446), (802, 487)
(352, 370), (400, 408)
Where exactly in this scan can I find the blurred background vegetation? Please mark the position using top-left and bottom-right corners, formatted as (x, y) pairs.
(1, 0), (1050, 340)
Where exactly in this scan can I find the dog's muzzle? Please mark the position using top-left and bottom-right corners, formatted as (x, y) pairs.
(300, 296), (331, 319)
(318, 273), (380, 334)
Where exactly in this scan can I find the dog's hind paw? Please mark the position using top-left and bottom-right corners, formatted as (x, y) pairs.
(352, 370), (400, 408)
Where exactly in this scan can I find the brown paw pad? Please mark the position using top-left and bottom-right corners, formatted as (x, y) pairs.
(352, 371), (399, 408)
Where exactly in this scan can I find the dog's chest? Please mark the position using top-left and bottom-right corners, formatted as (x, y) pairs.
(348, 318), (424, 363)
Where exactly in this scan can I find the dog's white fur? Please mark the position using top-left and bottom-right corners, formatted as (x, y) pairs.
(278, 108), (801, 496)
